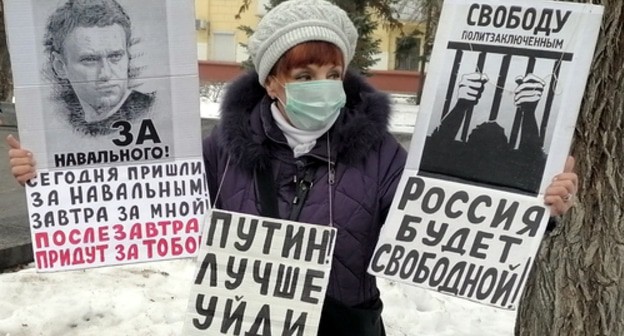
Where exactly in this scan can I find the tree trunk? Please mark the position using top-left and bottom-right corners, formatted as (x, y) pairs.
(516, 0), (624, 335)
(417, 0), (442, 104)
(0, 0), (13, 102)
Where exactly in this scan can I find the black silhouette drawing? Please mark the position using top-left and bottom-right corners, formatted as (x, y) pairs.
(418, 40), (575, 195)
(421, 70), (549, 194)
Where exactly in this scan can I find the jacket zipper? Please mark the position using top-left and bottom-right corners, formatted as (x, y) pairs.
(289, 166), (316, 221)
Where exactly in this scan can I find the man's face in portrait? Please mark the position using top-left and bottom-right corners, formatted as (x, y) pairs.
(53, 24), (129, 114)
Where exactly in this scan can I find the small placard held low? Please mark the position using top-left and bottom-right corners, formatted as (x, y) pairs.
(183, 210), (337, 336)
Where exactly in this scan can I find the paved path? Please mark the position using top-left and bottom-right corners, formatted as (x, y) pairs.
(0, 126), (32, 269)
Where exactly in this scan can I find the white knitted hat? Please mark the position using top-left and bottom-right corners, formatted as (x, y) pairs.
(248, 0), (358, 86)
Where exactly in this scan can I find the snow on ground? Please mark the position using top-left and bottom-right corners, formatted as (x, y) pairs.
(0, 259), (516, 336)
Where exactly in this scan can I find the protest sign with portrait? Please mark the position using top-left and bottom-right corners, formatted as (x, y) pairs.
(4, 0), (205, 271)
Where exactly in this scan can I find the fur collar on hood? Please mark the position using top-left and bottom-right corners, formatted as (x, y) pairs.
(218, 70), (391, 171)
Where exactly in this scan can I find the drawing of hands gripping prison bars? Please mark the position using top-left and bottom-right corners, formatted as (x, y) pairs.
(436, 42), (573, 150)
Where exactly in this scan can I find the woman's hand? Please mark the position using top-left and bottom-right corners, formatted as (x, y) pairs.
(6, 134), (36, 185)
(545, 156), (578, 216)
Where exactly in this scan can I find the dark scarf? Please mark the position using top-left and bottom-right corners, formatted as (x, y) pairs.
(218, 70), (392, 172)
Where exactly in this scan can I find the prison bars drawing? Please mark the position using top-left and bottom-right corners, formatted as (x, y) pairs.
(441, 42), (573, 147)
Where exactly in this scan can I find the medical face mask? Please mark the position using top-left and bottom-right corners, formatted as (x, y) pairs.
(278, 79), (346, 131)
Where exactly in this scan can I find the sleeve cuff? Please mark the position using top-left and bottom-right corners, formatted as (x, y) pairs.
(545, 216), (558, 233)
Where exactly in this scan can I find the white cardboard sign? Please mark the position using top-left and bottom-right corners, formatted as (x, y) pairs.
(183, 210), (337, 336)
(4, 0), (206, 271)
(370, 173), (548, 310)
(370, 0), (603, 309)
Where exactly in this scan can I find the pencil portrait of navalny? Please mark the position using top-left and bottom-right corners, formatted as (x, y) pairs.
(43, 0), (155, 136)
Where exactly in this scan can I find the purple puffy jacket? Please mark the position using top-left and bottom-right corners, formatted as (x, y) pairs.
(202, 70), (407, 306)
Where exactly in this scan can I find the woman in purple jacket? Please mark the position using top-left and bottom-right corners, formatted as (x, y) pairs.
(203, 1), (406, 333)
(201, 0), (577, 334)
(8, 0), (578, 334)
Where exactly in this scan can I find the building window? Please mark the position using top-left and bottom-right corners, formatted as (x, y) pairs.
(395, 37), (421, 71)
(212, 32), (236, 62)
(257, 0), (271, 16)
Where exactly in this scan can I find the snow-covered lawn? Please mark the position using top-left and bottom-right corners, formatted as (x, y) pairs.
(0, 259), (516, 336)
